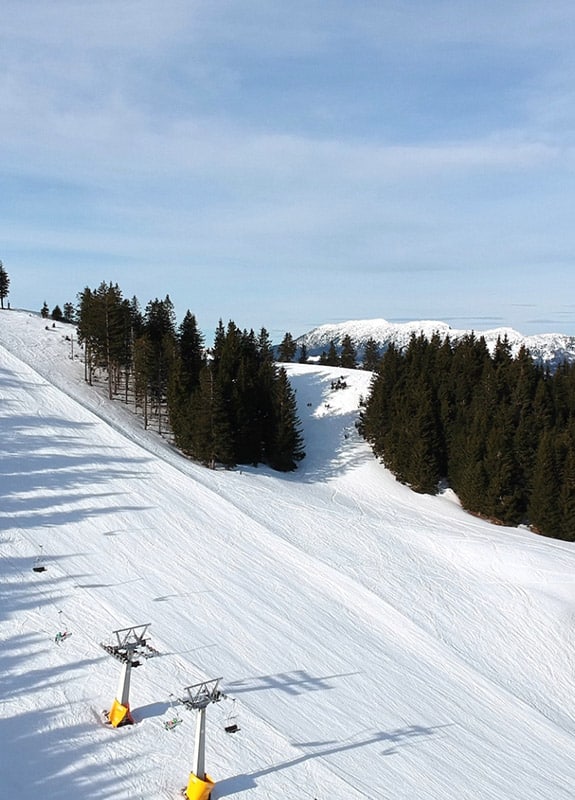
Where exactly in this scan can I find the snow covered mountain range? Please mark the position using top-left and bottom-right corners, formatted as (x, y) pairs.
(297, 318), (575, 368)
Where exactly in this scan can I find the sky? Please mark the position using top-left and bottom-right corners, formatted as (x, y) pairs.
(1, 309), (575, 799)
(2, 1), (575, 341)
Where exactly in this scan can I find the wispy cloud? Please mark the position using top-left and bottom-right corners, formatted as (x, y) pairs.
(2, 1), (575, 336)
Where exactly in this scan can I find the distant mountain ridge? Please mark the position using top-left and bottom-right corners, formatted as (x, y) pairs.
(296, 319), (575, 369)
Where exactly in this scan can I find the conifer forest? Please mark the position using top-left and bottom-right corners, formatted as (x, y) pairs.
(56, 281), (575, 541)
(75, 281), (305, 472)
(360, 333), (575, 541)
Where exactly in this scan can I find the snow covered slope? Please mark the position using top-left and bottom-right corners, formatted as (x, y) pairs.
(1, 309), (574, 800)
(297, 318), (575, 368)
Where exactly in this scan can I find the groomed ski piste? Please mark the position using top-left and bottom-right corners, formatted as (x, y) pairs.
(1, 309), (574, 800)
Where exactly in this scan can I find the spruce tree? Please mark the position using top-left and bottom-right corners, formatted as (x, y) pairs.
(133, 335), (154, 428)
(278, 332), (297, 362)
(340, 334), (357, 369)
(0, 261), (10, 309)
(362, 337), (380, 371)
(268, 367), (305, 471)
(143, 295), (176, 415)
(323, 340), (340, 367)
(558, 423), (575, 541)
(529, 430), (562, 537)
(189, 365), (235, 468)
(63, 302), (75, 323)
(178, 311), (205, 395)
(258, 327), (274, 364)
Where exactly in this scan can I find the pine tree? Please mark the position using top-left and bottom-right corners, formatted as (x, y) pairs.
(258, 327), (274, 364)
(143, 296), (176, 420)
(0, 261), (10, 309)
(406, 378), (443, 493)
(558, 423), (575, 541)
(77, 286), (98, 382)
(529, 430), (562, 537)
(93, 281), (128, 400)
(278, 332), (297, 362)
(362, 337), (380, 371)
(298, 343), (308, 363)
(133, 335), (154, 428)
(178, 311), (205, 395)
(190, 365), (235, 468)
(51, 304), (63, 321)
(340, 334), (357, 369)
(63, 302), (75, 323)
(268, 367), (305, 471)
(322, 340), (339, 367)
(41, 301), (49, 318)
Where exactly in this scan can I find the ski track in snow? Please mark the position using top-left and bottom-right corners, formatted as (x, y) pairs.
(1, 310), (574, 800)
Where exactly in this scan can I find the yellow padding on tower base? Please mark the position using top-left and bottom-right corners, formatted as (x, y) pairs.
(108, 698), (133, 728)
(185, 773), (215, 800)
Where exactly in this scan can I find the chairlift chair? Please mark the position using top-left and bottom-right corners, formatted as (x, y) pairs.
(32, 547), (47, 573)
(224, 699), (240, 734)
(163, 694), (183, 731)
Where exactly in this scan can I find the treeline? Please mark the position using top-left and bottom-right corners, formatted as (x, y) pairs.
(277, 331), (382, 370)
(360, 332), (575, 541)
(75, 281), (305, 471)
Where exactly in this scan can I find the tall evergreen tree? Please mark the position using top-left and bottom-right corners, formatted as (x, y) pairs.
(63, 302), (75, 323)
(362, 337), (380, 371)
(529, 430), (562, 537)
(340, 334), (357, 369)
(320, 340), (340, 367)
(0, 261), (10, 309)
(178, 311), (205, 394)
(133, 335), (154, 428)
(278, 332), (297, 362)
(258, 327), (274, 364)
(267, 367), (305, 471)
(142, 295), (176, 413)
(558, 423), (575, 541)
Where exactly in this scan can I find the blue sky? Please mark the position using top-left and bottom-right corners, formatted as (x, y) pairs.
(2, 1), (575, 340)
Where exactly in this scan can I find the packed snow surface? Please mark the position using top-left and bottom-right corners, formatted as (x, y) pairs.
(1, 310), (574, 800)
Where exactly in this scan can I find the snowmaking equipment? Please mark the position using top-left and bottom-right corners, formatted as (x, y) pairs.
(179, 678), (225, 800)
(99, 623), (159, 727)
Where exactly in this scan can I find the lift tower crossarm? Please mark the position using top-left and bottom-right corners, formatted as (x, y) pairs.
(99, 623), (159, 663)
(180, 679), (225, 710)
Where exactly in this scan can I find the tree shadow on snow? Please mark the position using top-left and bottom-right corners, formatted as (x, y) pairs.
(226, 669), (360, 697)
(132, 701), (170, 721)
(0, 411), (154, 531)
(0, 556), (71, 624)
(213, 723), (453, 797)
(0, 703), (143, 799)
